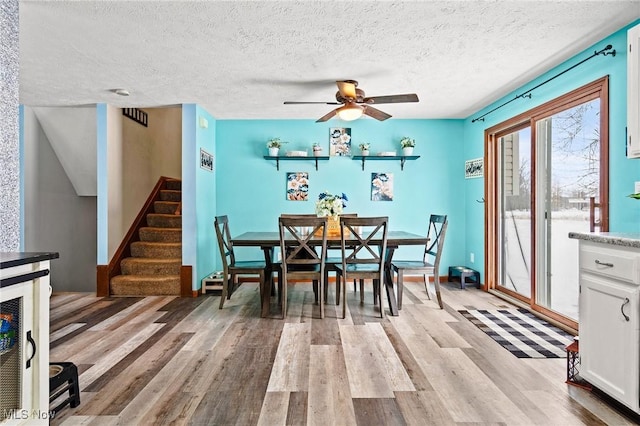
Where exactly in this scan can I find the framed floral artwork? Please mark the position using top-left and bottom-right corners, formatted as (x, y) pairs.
(286, 172), (309, 201)
(371, 172), (394, 201)
(329, 127), (351, 156)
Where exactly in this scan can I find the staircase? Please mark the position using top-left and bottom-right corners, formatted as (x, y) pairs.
(110, 179), (182, 296)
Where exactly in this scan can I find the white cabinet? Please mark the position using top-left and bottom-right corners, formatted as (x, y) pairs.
(0, 253), (57, 425)
(578, 240), (640, 413)
(627, 24), (640, 158)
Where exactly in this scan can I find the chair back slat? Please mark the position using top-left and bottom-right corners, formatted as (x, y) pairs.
(279, 216), (328, 272)
(423, 214), (448, 267)
(214, 215), (236, 270)
(340, 216), (388, 267)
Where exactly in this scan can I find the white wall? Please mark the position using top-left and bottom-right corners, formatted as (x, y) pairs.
(22, 106), (97, 292)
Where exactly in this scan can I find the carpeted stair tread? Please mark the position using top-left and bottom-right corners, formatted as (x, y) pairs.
(110, 274), (181, 296)
(165, 179), (182, 191)
(139, 227), (182, 242)
(160, 190), (181, 202)
(121, 257), (182, 275)
(130, 241), (182, 258)
(154, 201), (180, 214)
(146, 213), (181, 228)
(112, 178), (183, 297)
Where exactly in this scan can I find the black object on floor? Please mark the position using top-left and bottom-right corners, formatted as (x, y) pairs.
(49, 362), (80, 415)
(448, 266), (480, 289)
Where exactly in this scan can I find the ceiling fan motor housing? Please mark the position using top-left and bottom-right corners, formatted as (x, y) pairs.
(336, 88), (365, 104)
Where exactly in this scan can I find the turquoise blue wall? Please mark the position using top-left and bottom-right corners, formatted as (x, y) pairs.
(182, 105), (197, 289)
(183, 104), (218, 291)
(463, 22), (640, 279)
(195, 106), (217, 286)
(214, 118), (466, 271)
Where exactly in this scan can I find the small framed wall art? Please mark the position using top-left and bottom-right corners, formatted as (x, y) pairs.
(371, 172), (394, 201)
(329, 127), (352, 156)
(200, 148), (213, 171)
(286, 172), (309, 201)
(465, 157), (483, 179)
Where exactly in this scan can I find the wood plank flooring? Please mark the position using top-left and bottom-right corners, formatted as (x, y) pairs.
(49, 280), (640, 425)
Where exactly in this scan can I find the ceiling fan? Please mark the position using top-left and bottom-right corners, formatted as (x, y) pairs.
(284, 80), (419, 122)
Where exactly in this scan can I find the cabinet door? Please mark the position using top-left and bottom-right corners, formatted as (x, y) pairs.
(580, 273), (640, 412)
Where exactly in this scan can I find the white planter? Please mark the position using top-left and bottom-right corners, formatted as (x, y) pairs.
(313, 150), (323, 157)
(268, 147), (279, 156)
(361, 150), (370, 156)
(402, 147), (414, 156)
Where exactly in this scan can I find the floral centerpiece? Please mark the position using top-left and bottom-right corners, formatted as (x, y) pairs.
(315, 191), (348, 236)
(315, 191), (348, 218)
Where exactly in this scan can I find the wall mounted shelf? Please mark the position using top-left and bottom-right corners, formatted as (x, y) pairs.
(264, 155), (330, 171)
(352, 155), (420, 171)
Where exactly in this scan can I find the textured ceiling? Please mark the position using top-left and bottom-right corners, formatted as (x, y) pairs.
(18, 1), (640, 120)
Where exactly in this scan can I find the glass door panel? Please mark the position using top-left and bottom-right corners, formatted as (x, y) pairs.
(498, 127), (532, 300)
(537, 99), (601, 320)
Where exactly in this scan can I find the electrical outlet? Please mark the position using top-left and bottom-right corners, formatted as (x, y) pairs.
(470, 252), (475, 263)
(635, 181), (640, 193)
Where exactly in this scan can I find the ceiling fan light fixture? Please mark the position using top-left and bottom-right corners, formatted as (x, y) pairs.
(337, 104), (363, 121)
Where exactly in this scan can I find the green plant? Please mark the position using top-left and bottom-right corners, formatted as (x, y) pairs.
(359, 143), (370, 150)
(400, 137), (415, 148)
(312, 142), (322, 151)
(267, 138), (286, 148)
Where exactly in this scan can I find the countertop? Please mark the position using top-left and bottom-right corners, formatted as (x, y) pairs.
(0, 252), (59, 270)
(568, 232), (640, 248)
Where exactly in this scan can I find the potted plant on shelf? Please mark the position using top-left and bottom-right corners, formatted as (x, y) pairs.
(312, 143), (323, 157)
(267, 138), (285, 156)
(400, 137), (415, 155)
(358, 143), (370, 156)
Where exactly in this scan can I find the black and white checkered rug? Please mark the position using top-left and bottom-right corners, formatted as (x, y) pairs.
(459, 308), (573, 358)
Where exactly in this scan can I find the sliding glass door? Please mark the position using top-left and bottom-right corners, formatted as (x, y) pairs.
(487, 78), (609, 328)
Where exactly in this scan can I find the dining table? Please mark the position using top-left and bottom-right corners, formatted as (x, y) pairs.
(231, 230), (428, 317)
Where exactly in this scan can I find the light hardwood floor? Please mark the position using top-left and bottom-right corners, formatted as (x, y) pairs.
(49, 280), (639, 425)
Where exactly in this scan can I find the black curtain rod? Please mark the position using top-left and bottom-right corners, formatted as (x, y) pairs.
(471, 44), (616, 123)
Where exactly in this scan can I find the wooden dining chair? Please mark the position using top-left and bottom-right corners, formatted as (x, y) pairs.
(323, 213), (358, 305)
(390, 214), (448, 309)
(278, 215), (328, 319)
(214, 215), (267, 311)
(334, 216), (388, 319)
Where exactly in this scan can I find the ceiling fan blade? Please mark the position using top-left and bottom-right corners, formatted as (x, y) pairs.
(363, 93), (419, 104)
(363, 106), (392, 121)
(316, 108), (339, 123)
(336, 81), (357, 99)
(284, 101), (342, 105)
